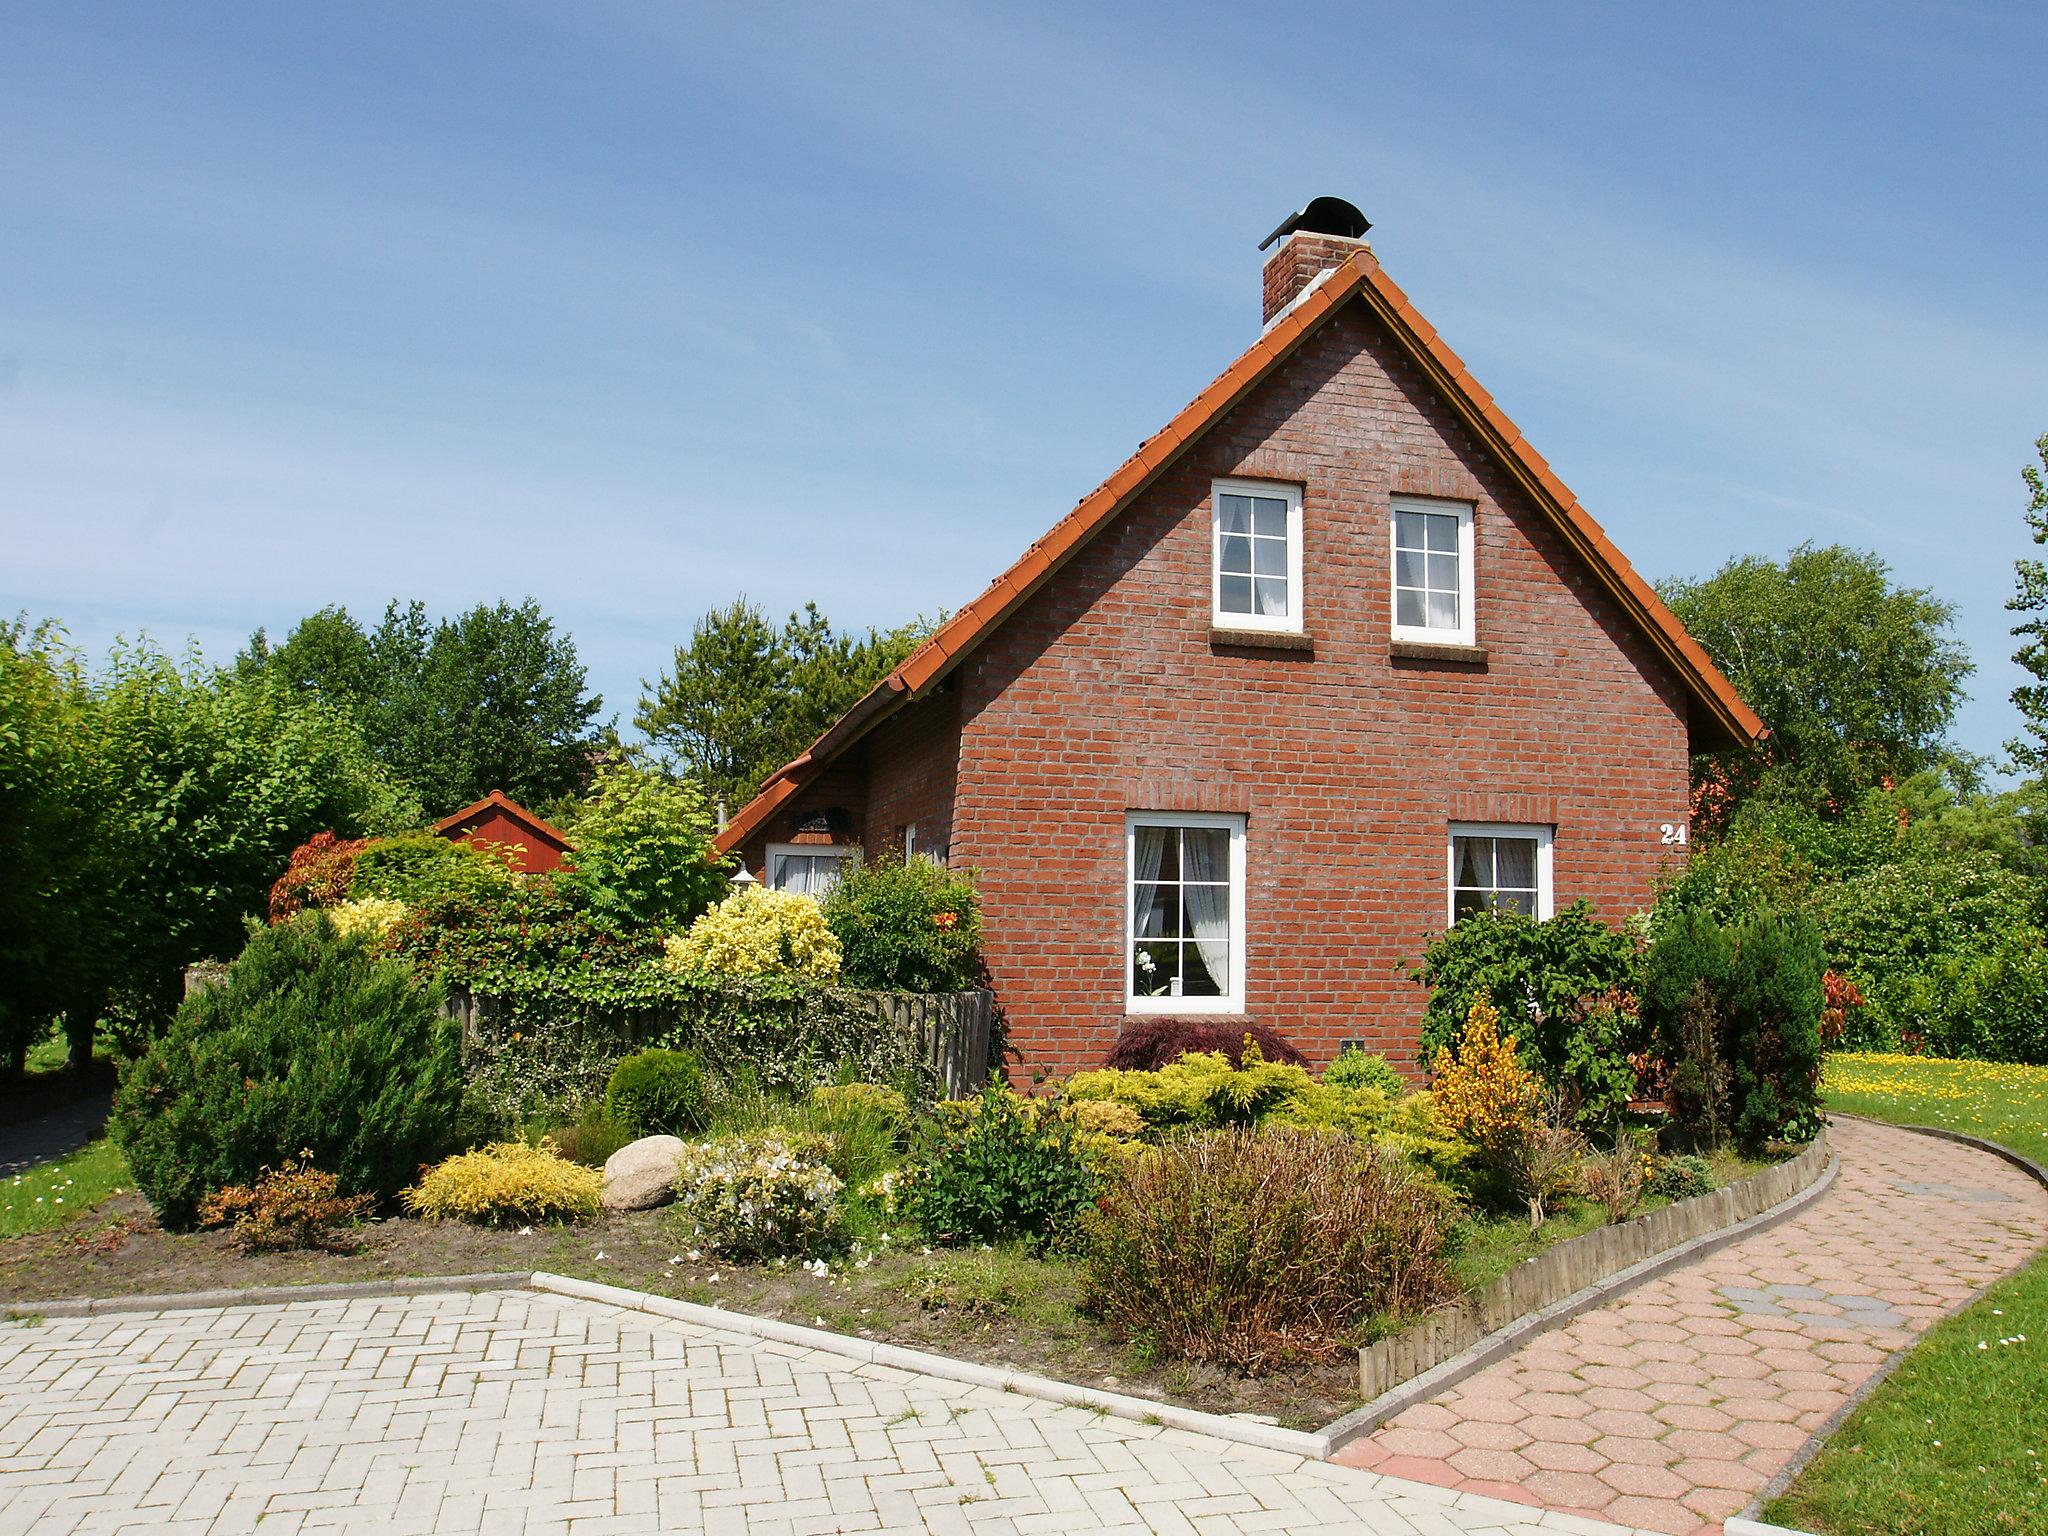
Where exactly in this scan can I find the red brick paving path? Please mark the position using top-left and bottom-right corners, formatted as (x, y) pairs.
(1332, 1118), (2048, 1534)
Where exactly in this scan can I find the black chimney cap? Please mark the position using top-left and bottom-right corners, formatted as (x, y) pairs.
(1259, 196), (1371, 251)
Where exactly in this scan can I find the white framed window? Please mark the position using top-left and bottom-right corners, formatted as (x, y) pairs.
(1448, 823), (1554, 923)
(1126, 812), (1247, 1013)
(767, 843), (853, 896)
(1391, 496), (1475, 645)
(1212, 479), (1304, 633)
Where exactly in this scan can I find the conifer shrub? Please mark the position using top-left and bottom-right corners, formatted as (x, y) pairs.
(111, 915), (463, 1230)
(405, 1138), (602, 1225)
(604, 1047), (707, 1138)
(1082, 1127), (1457, 1372)
(664, 887), (842, 981)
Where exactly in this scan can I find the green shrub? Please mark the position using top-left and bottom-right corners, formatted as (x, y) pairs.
(540, 1102), (635, 1168)
(1324, 1046), (1404, 1096)
(1644, 908), (1824, 1151)
(1412, 902), (1643, 1125)
(822, 854), (983, 993)
(903, 1085), (1098, 1247)
(807, 1082), (911, 1187)
(1648, 1154), (1715, 1201)
(405, 1138), (602, 1224)
(672, 1131), (843, 1259)
(556, 760), (727, 931)
(351, 832), (517, 906)
(1066, 1050), (1317, 1132)
(1081, 1128), (1458, 1372)
(1887, 930), (2048, 1065)
(110, 915), (462, 1230)
(605, 1047), (707, 1138)
(1820, 853), (2042, 1050)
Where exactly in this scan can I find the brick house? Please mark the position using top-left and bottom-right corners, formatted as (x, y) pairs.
(714, 199), (1762, 1076)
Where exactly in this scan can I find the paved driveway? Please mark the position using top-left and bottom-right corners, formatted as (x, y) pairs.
(0, 1289), (1649, 1535)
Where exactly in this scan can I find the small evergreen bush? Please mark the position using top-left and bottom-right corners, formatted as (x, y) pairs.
(821, 853), (983, 993)
(1648, 1154), (1715, 1201)
(1081, 1128), (1457, 1372)
(1644, 908), (1824, 1151)
(1323, 1045), (1404, 1096)
(903, 1085), (1098, 1247)
(110, 915), (463, 1230)
(405, 1138), (603, 1224)
(605, 1047), (707, 1138)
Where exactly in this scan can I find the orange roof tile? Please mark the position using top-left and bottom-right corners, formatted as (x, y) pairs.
(714, 251), (1762, 856)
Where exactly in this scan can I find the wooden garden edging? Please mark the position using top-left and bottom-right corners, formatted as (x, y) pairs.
(1356, 1131), (1834, 1402)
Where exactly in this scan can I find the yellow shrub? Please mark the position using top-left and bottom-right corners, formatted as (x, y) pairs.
(662, 887), (842, 981)
(404, 1138), (602, 1225)
(328, 896), (408, 942)
(1066, 1098), (1146, 1139)
(1430, 993), (1544, 1164)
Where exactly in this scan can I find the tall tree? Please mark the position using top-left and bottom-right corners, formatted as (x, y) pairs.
(2006, 433), (2048, 777)
(636, 600), (928, 814)
(1660, 543), (1972, 812)
(241, 599), (604, 813)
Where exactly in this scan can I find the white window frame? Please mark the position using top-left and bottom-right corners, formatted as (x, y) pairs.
(1211, 478), (1305, 634)
(1125, 811), (1248, 1014)
(1391, 495), (1476, 646)
(766, 842), (854, 895)
(1446, 822), (1554, 925)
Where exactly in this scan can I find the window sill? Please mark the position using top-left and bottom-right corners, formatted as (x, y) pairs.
(1210, 626), (1313, 654)
(1391, 638), (1488, 665)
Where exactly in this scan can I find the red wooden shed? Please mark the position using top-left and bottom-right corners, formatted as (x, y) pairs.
(433, 789), (574, 874)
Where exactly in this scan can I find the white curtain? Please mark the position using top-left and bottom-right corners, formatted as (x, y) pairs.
(1180, 828), (1231, 994)
(1132, 827), (1168, 935)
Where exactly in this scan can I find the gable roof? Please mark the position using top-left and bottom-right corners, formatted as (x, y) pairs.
(433, 789), (575, 853)
(714, 248), (1764, 856)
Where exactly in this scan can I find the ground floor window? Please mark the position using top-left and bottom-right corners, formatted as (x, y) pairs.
(767, 843), (852, 896)
(1448, 823), (1553, 921)
(1127, 812), (1246, 1013)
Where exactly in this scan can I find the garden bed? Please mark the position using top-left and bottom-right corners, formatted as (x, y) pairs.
(0, 1190), (1362, 1429)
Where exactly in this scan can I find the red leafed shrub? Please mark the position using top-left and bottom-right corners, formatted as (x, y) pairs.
(1820, 969), (1866, 1047)
(1102, 1019), (1308, 1071)
(268, 831), (370, 922)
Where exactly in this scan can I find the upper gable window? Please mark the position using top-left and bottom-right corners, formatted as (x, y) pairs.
(1391, 497), (1475, 645)
(1212, 480), (1303, 633)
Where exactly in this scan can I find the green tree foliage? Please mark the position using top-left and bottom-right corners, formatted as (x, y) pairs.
(242, 598), (604, 814)
(822, 854), (983, 993)
(2007, 433), (2048, 777)
(1661, 543), (1972, 812)
(0, 622), (105, 1071)
(555, 759), (727, 931)
(87, 644), (416, 1048)
(110, 915), (463, 1229)
(635, 599), (928, 811)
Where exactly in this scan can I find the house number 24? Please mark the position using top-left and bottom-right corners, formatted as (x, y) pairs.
(1658, 822), (1690, 846)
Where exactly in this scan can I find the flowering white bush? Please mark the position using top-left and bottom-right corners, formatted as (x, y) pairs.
(671, 1132), (844, 1259)
(662, 887), (842, 981)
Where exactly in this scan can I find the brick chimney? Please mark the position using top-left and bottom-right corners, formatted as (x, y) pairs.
(1259, 197), (1373, 327)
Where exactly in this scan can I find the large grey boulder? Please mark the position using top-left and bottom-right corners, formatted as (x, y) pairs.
(602, 1135), (686, 1211)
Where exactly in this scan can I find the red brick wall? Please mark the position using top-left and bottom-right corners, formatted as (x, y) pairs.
(1263, 232), (1370, 325)
(947, 300), (1693, 1078)
(861, 688), (961, 861)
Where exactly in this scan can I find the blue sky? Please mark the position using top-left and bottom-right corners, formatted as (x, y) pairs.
(3, 2), (2043, 772)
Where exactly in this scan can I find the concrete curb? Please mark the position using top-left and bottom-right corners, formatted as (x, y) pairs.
(3, 1271), (533, 1319)
(1736, 1113), (2048, 1526)
(1724, 1519), (1817, 1536)
(1320, 1148), (1842, 1454)
(524, 1271), (1335, 1461)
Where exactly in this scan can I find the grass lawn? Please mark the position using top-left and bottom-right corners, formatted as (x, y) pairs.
(1766, 1052), (2048, 1536)
(0, 1139), (132, 1238)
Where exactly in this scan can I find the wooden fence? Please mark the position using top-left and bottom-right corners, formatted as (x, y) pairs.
(443, 987), (995, 1099)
